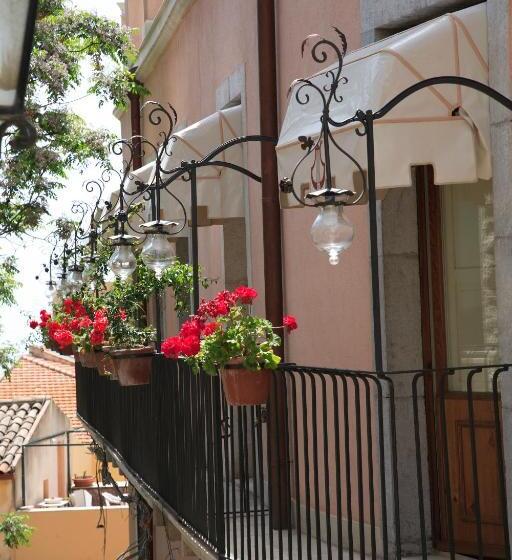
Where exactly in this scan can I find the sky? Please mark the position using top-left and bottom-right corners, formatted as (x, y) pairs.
(1, 0), (123, 353)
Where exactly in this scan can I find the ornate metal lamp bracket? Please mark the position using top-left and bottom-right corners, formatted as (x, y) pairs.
(280, 28), (367, 208)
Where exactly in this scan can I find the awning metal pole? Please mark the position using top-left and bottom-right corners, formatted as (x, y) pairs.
(190, 165), (200, 314)
(364, 110), (383, 372)
(21, 447), (26, 506)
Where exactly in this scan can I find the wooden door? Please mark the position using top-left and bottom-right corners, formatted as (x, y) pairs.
(416, 166), (505, 558)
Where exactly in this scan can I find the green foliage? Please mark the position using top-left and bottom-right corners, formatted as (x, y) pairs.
(0, 258), (21, 381)
(0, 342), (18, 382)
(189, 306), (281, 375)
(105, 320), (156, 350)
(77, 255), (204, 349)
(0, 257), (19, 306)
(94, 256), (203, 320)
(0, 0), (147, 238)
(0, 513), (34, 549)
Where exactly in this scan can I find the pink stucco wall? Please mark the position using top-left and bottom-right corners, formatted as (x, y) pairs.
(128, 0), (373, 371)
(122, 0), (379, 529)
(145, 0), (164, 21)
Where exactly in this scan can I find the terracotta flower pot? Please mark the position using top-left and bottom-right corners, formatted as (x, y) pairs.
(220, 361), (272, 406)
(48, 340), (73, 356)
(108, 347), (154, 386)
(59, 345), (74, 356)
(95, 350), (112, 376)
(73, 475), (96, 488)
(76, 350), (97, 369)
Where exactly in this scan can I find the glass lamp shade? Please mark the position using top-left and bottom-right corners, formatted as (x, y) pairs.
(56, 276), (71, 298)
(82, 261), (94, 284)
(46, 281), (56, 301)
(108, 244), (137, 281)
(67, 268), (83, 291)
(310, 205), (354, 265)
(141, 233), (175, 278)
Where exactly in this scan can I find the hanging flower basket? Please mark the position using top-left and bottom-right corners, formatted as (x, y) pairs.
(162, 286), (298, 406)
(107, 347), (154, 386)
(221, 360), (272, 406)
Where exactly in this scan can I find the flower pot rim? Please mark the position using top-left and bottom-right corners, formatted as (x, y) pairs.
(223, 360), (266, 371)
(108, 346), (155, 359)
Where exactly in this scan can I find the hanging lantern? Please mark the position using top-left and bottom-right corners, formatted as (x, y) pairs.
(108, 234), (138, 281)
(140, 221), (177, 279)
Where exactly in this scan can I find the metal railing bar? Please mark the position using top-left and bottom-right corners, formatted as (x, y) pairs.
(283, 381), (293, 560)
(466, 367), (484, 560)
(412, 371), (428, 560)
(492, 366), (511, 560)
(381, 374), (401, 559)
(341, 373), (354, 560)
(250, 407), (260, 560)
(439, 369), (455, 560)
(290, 375), (303, 560)
(279, 362), (512, 377)
(332, 376), (343, 560)
(230, 403), (238, 559)
(362, 376), (377, 560)
(306, 371), (322, 560)
(256, 406), (267, 560)
(353, 376), (366, 560)
(320, 374), (333, 560)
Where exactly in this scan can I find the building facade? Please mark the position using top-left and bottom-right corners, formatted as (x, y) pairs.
(77, 1), (512, 559)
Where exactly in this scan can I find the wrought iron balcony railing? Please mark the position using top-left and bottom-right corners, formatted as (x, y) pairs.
(76, 358), (511, 559)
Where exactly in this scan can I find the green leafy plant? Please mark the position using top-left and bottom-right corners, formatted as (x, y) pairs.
(96, 256), (206, 322)
(162, 287), (298, 375)
(0, 513), (34, 549)
(1, 0), (147, 239)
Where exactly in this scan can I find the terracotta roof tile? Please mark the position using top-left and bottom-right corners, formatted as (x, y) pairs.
(0, 348), (90, 442)
(0, 399), (47, 473)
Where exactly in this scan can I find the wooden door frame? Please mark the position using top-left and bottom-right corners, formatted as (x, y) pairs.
(416, 164), (462, 549)
(416, 165), (445, 546)
(416, 166), (506, 556)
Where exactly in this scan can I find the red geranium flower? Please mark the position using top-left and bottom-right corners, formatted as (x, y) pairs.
(162, 336), (183, 359)
(53, 329), (73, 349)
(39, 310), (51, 327)
(78, 316), (93, 329)
(72, 301), (87, 318)
(63, 298), (73, 315)
(180, 335), (201, 357)
(233, 286), (258, 304)
(48, 321), (61, 339)
(117, 308), (127, 321)
(212, 300), (230, 317)
(90, 330), (104, 346)
(202, 322), (220, 336)
(180, 317), (204, 338)
(69, 318), (81, 332)
(283, 315), (298, 332)
(29, 320), (39, 329)
(92, 309), (108, 334)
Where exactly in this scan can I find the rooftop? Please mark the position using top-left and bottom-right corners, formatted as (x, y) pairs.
(0, 399), (47, 473)
(0, 347), (86, 438)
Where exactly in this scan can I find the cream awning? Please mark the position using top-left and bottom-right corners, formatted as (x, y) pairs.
(158, 105), (244, 228)
(277, 3), (490, 208)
